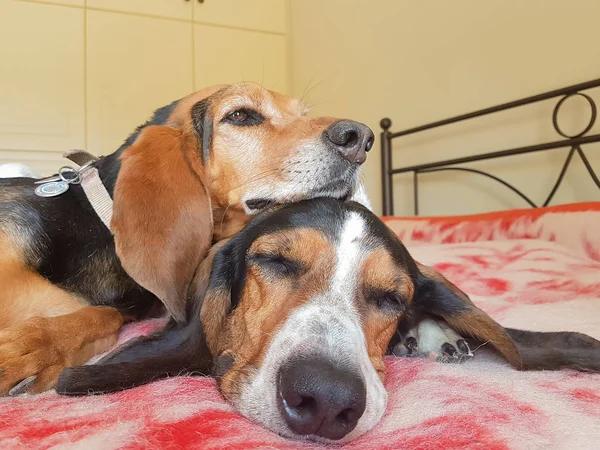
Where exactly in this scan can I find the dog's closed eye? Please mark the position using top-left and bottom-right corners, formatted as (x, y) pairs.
(249, 253), (305, 277)
(364, 287), (406, 313)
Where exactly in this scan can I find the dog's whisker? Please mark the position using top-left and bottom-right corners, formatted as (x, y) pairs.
(300, 72), (317, 105)
(219, 201), (234, 233)
(224, 168), (283, 194)
(302, 77), (327, 105)
(471, 341), (490, 353)
(305, 100), (328, 111)
(225, 159), (299, 194)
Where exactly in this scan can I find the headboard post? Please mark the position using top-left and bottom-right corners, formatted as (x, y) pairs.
(380, 118), (393, 215)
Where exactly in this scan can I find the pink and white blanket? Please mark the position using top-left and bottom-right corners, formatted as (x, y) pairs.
(1, 203), (599, 449)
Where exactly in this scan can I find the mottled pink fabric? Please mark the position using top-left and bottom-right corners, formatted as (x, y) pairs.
(1, 203), (599, 449)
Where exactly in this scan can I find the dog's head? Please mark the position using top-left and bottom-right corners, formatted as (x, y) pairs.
(177, 83), (374, 215)
(110, 83), (374, 321)
(59, 199), (520, 443)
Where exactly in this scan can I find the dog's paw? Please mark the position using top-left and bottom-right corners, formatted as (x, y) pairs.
(0, 318), (67, 395)
(392, 318), (473, 363)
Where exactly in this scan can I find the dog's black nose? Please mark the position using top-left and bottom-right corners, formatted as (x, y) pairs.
(277, 356), (366, 440)
(323, 120), (374, 165)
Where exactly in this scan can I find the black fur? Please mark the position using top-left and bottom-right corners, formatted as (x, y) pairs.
(0, 98), (189, 319)
(96, 99), (181, 197)
(412, 277), (470, 316)
(56, 198), (600, 396)
(56, 198), (458, 395)
(0, 178), (156, 317)
(57, 321), (212, 394)
(192, 99), (213, 163)
(56, 199), (356, 394)
(211, 199), (600, 374)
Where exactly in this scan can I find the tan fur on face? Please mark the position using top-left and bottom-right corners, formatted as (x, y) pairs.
(205, 229), (336, 398)
(117, 81), (362, 243)
(203, 84), (344, 216)
(360, 249), (413, 379)
(201, 229), (417, 400)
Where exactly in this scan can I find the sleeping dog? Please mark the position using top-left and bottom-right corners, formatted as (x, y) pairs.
(58, 198), (600, 443)
(0, 82), (374, 395)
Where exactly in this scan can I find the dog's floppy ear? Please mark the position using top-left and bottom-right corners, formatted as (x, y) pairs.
(412, 263), (600, 372)
(413, 262), (522, 368)
(56, 321), (209, 395)
(56, 240), (232, 395)
(112, 125), (213, 323)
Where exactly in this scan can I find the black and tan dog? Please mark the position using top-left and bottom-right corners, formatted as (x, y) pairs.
(0, 82), (374, 395)
(57, 198), (600, 443)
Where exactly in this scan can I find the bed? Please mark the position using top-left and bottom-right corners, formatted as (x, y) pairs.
(2, 81), (600, 449)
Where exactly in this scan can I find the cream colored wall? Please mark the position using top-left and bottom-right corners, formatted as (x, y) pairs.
(0, 0), (288, 176)
(289, 0), (600, 216)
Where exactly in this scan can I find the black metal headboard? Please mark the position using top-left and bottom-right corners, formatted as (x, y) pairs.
(380, 78), (600, 216)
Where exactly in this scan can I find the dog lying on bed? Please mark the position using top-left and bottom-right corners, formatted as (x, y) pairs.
(57, 198), (600, 443)
(0, 82), (374, 395)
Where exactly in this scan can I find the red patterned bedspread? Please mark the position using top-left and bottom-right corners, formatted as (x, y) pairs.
(2, 203), (600, 449)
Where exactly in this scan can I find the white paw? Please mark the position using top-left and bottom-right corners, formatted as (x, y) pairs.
(393, 318), (473, 363)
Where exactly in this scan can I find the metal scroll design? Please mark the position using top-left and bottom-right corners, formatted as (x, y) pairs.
(380, 79), (600, 216)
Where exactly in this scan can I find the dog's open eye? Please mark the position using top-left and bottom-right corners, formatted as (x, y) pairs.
(365, 288), (406, 313)
(227, 110), (248, 122)
(222, 108), (264, 126)
(249, 253), (303, 276)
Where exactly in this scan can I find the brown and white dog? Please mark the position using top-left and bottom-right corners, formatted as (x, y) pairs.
(0, 82), (374, 395)
(58, 198), (600, 444)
